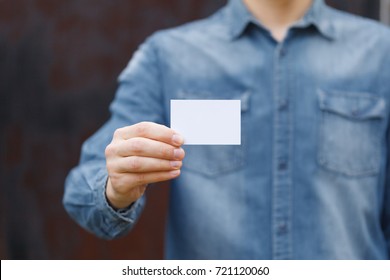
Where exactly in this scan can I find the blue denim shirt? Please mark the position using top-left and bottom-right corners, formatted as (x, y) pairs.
(63, 0), (390, 259)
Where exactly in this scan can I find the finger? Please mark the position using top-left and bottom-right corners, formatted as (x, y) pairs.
(110, 156), (182, 173)
(113, 122), (184, 147)
(116, 137), (185, 160)
(118, 169), (181, 186)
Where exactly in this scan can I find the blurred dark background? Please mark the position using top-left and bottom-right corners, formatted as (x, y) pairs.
(0, 0), (381, 259)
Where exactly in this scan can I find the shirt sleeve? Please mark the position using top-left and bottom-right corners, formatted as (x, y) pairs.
(62, 34), (166, 240)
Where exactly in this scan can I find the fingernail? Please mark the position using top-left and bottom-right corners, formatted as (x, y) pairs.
(170, 170), (180, 176)
(172, 134), (184, 145)
(170, 161), (181, 168)
(173, 148), (184, 159)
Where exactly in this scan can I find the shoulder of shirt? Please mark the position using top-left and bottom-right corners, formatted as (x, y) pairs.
(325, 5), (390, 46)
(144, 6), (229, 47)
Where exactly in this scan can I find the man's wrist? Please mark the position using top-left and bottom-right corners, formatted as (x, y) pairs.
(105, 178), (137, 211)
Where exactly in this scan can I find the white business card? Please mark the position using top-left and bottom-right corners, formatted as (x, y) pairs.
(170, 100), (241, 145)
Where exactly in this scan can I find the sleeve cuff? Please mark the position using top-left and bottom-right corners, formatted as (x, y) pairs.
(93, 169), (145, 237)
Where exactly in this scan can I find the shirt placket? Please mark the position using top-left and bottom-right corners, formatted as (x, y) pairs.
(272, 42), (292, 259)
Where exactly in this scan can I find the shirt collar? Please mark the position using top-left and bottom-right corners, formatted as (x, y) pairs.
(225, 0), (337, 40)
(225, 0), (253, 40)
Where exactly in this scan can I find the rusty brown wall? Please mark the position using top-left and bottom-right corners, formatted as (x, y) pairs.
(0, 0), (379, 260)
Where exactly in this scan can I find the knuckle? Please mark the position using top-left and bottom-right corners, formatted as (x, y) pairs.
(106, 160), (115, 172)
(105, 143), (116, 157)
(113, 128), (124, 139)
(135, 122), (149, 137)
(129, 156), (142, 171)
(129, 138), (143, 153)
(160, 146), (173, 158)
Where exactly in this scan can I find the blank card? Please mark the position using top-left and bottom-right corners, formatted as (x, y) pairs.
(170, 100), (241, 145)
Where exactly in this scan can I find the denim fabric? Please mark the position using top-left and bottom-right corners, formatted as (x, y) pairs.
(63, 0), (390, 259)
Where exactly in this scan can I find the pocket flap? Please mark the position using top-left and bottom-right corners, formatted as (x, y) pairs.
(318, 89), (386, 120)
(177, 90), (251, 112)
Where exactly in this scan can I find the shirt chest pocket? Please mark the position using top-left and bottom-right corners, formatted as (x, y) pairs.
(317, 89), (386, 177)
(176, 90), (251, 177)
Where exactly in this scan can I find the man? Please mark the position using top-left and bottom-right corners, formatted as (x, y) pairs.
(63, 0), (390, 259)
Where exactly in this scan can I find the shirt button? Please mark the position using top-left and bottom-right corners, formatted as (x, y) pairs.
(277, 223), (288, 234)
(278, 100), (288, 110)
(280, 48), (287, 56)
(278, 161), (288, 171)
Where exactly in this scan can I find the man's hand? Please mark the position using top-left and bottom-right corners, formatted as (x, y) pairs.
(105, 122), (185, 209)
